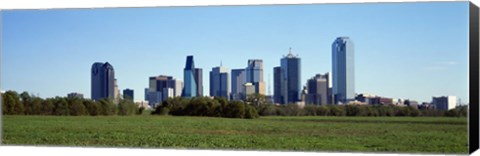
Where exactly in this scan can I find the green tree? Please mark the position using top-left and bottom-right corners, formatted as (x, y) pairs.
(20, 91), (32, 115)
(118, 99), (136, 116)
(84, 100), (100, 116)
(246, 93), (269, 108)
(53, 97), (69, 116)
(4, 91), (23, 115)
(224, 101), (246, 118)
(30, 97), (43, 115)
(69, 98), (87, 116)
(99, 98), (116, 115)
(316, 105), (330, 116)
(41, 98), (55, 115)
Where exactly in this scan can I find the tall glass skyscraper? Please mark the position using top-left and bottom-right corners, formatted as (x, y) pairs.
(273, 66), (283, 104)
(210, 65), (230, 98)
(183, 55), (198, 98)
(274, 49), (301, 104)
(332, 37), (355, 104)
(231, 69), (246, 100)
(91, 62), (115, 101)
(246, 59), (265, 95)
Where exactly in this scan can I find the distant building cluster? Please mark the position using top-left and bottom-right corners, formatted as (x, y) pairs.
(86, 37), (459, 110)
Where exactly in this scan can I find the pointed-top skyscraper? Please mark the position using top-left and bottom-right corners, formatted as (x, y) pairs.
(183, 55), (203, 98)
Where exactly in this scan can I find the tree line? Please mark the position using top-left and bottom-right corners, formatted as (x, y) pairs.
(2, 91), (467, 118)
(151, 96), (259, 119)
(249, 94), (467, 117)
(2, 91), (142, 116)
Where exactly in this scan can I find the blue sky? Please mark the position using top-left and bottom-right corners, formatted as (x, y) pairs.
(1, 2), (470, 103)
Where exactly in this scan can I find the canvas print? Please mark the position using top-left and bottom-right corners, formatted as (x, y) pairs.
(1, 1), (473, 154)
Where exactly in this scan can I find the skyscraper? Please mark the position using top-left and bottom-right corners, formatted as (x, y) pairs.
(332, 37), (355, 104)
(273, 66), (283, 104)
(147, 75), (178, 107)
(273, 48), (301, 104)
(194, 68), (203, 96)
(183, 56), (197, 97)
(306, 73), (331, 105)
(114, 78), (120, 104)
(183, 55), (202, 98)
(246, 59), (265, 95)
(123, 89), (134, 101)
(174, 80), (183, 97)
(91, 62), (115, 101)
(210, 65), (230, 98)
(231, 69), (246, 100)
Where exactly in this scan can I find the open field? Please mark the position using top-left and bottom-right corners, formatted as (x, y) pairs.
(1, 115), (468, 154)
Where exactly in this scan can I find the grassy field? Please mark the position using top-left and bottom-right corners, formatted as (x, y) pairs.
(1, 115), (468, 154)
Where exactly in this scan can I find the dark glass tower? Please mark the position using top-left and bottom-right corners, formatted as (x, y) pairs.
(273, 66), (283, 104)
(332, 37), (355, 104)
(123, 89), (134, 101)
(91, 62), (115, 101)
(280, 49), (301, 104)
(273, 49), (301, 104)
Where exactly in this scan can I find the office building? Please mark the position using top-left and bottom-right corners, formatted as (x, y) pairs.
(432, 96), (457, 110)
(174, 80), (183, 97)
(91, 62), (115, 101)
(273, 48), (301, 104)
(194, 68), (203, 96)
(332, 37), (355, 104)
(231, 69), (246, 100)
(246, 59), (265, 95)
(144, 88), (149, 101)
(123, 89), (134, 101)
(183, 55), (203, 98)
(210, 65), (230, 98)
(273, 66), (283, 104)
(147, 75), (179, 107)
(114, 79), (120, 104)
(305, 73), (331, 105)
(67, 92), (84, 99)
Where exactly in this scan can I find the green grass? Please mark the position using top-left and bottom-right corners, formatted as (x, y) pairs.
(1, 115), (468, 154)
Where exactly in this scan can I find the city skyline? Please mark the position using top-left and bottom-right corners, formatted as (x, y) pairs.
(1, 2), (469, 103)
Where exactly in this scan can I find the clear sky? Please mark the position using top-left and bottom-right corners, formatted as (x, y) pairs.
(1, 2), (470, 103)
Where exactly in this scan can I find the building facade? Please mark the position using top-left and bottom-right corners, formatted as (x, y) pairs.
(210, 66), (230, 98)
(231, 69), (246, 100)
(91, 62), (115, 101)
(147, 75), (180, 108)
(183, 55), (203, 98)
(273, 66), (283, 104)
(305, 73), (331, 105)
(67, 92), (84, 99)
(183, 55), (197, 98)
(246, 59), (265, 95)
(432, 96), (457, 110)
(273, 49), (301, 104)
(194, 68), (203, 96)
(123, 89), (134, 101)
(332, 37), (355, 104)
